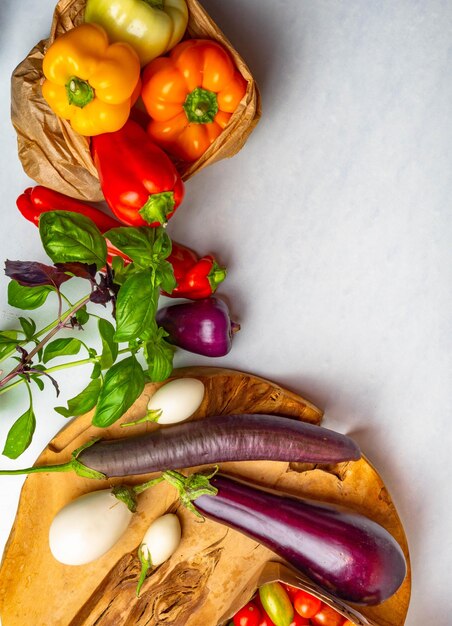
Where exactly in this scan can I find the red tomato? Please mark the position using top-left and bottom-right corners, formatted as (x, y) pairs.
(293, 590), (322, 618)
(282, 583), (301, 601)
(233, 602), (262, 626)
(289, 615), (310, 625)
(253, 595), (275, 626)
(311, 603), (346, 626)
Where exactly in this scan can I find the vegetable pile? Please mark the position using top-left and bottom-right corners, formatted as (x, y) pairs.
(0, 1), (408, 623)
(229, 582), (359, 626)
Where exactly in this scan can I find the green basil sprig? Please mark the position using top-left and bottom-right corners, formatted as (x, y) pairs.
(0, 211), (178, 458)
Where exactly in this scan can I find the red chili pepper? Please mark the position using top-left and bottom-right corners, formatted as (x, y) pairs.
(91, 119), (184, 227)
(16, 187), (226, 299)
(16, 186), (122, 232)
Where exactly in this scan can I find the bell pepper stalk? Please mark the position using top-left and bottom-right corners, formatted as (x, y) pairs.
(142, 39), (248, 162)
(42, 23), (140, 136)
(91, 119), (184, 226)
(84, 0), (188, 67)
(16, 186), (226, 299)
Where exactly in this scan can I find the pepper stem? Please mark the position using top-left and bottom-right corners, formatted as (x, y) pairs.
(142, 0), (164, 9)
(66, 76), (95, 108)
(183, 87), (219, 124)
(139, 192), (175, 225)
(207, 261), (227, 292)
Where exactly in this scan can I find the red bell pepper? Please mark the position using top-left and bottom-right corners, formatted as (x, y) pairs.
(91, 119), (184, 227)
(16, 186), (226, 299)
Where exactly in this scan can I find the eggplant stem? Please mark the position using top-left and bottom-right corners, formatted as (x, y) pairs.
(121, 409), (163, 428)
(136, 545), (153, 597)
(0, 438), (106, 480)
(160, 467), (219, 520)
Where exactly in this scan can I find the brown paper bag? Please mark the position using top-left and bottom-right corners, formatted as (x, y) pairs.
(10, 0), (261, 201)
(218, 562), (374, 626)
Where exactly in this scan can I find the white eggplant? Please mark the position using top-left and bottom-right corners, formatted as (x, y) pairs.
(49, 489), (133, 565)
(136, 513), (182, 595)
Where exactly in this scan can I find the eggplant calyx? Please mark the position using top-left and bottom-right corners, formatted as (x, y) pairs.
(121, 408), (163, 428)
(112, 484), (138, 513)
(136, 545), (153, 597)
(162, 467), (219, 520)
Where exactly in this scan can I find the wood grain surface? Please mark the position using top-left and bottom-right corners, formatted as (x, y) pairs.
(0, 367), (410, 626)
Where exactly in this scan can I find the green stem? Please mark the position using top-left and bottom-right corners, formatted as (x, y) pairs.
(121, 408), (163, 428)
(66, 76), (94, 108)
(136, 546), (153, 596)
(183, 87), (218, 124)
(0, 347), (131, 397)
(0, 438), (105, 480)
(142, 0), (164, 8)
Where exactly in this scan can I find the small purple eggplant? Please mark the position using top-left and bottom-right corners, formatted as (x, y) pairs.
(156, 297), (239, 357)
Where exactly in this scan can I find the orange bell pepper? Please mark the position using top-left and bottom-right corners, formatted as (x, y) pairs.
(141, 39), (247, 162)
(42, 23), (140, 136)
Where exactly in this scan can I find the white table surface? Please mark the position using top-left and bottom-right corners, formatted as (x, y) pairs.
(1, 1), (451, 623)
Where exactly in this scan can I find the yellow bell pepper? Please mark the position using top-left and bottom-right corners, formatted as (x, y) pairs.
(84, 0), (188, 67)
(41, 23), (140, 136)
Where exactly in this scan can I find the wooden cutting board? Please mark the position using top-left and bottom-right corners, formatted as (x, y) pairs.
(0, 367), (410, 626)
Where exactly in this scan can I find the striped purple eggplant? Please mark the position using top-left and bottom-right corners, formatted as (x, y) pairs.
(0, 414), (361, 479)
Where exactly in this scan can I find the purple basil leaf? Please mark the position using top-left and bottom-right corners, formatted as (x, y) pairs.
(54, 262), (97, 281)
(5, 260), (73, 288)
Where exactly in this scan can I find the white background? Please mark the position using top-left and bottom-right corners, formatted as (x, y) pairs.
(1, 1), (451, 624)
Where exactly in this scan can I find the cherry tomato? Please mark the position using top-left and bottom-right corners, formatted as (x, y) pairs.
(342, 621), (356, 626)
(282, 583), (301, 601)
(253, 597), (276, 626)
(311, 603), (346, 626)
(233, 601), (261, 626)
(289, 615), (310, 625)
(293, 590), (322, 618)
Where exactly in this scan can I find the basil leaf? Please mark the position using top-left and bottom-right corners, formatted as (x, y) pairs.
(8, 281), (53, 310)
(2, 405), (36, 459)
(19, 317), (36, 340)
(155, 259), (177, 294)
(39, 211), (107, 269)
(144, 329), (175, 382)
(91, 362), (102, 380)
(0, 331), (20, 362)
(76, 307), (90, 326)
(55, 378), (102, 418)
(98, 318), (118, 369)
(114, 270), (158, 342)
(43, 337), (82, 363)
(105, 226), (172, 267)
(92, 355), (145, 427)
(31, 376), (45, 391)
(5, 260), (73, 288)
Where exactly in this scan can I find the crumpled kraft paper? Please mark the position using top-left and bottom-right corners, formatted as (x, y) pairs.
(10, 0), (262, 201)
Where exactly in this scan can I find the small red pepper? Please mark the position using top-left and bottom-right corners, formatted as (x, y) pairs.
(16, 186), (226, 299)
(91, 119), (184, 227)
(162, 241), (227, 299)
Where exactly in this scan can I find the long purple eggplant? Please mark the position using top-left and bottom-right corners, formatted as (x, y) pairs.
(194, 474), (407, 606)
(0, 414), (360, 479)
(78, 414), (360, 477)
